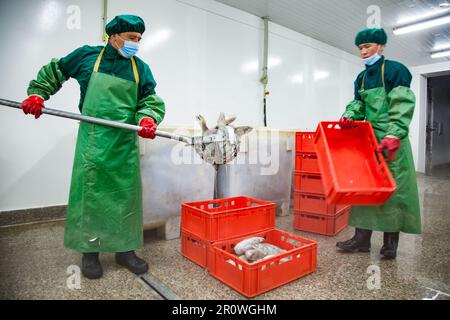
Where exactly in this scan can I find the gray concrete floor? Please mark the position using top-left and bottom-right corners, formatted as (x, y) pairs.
(0, 173), (449, 300)
(431, 163), (450, 179)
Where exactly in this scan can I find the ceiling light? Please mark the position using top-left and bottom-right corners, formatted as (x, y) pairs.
(397, 9), (448, 25)
(433, 43), (450, 51)
(431, 50), (450, 58)
(394, 13), (450, 35)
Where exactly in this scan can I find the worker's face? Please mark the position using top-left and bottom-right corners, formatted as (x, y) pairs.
(358, 43), (384, 59)
(111, 32), (142, 49)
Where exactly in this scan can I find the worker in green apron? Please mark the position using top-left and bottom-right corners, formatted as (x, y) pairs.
(336, 28), (421, 259)
(21, 15), (165, 279)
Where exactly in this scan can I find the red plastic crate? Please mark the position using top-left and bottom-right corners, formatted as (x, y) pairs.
(181, 231), (213, 270)
(294, 172), (324, 194)
(295, 152), (320, 174)
(294, 208), (350, 236)
(296, 132), (316, 153)
(315, 122), (396, 205)
(181, 196), (275, 242)
(210, 229), (317, 298)
(294, 192), (350, 215)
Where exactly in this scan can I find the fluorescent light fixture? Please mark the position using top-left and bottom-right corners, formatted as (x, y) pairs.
(397, 9), (448, 25)
(433, 43), (450, 51)
(431, 50), (450, 58)
(394, 14), (450, 35)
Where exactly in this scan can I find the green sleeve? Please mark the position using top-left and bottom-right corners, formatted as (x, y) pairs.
(137, 58), (156, 98)
(386, 86), (415, 139)
(342, 100), (366, 120)
(342, 72), (366, 120)
(58, 45), (100, 79)
(135, 59), (165, 125)
(385, 60), (412, 94)
(27, 59), (68, 100)
(136, 94), (166, 125)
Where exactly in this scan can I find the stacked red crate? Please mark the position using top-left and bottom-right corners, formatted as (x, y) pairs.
(294, 132), (351, 236)
(180, 196), (276, 270)
(180, 197), (318, 298)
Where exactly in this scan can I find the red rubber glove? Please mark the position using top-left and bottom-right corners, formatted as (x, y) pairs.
(339, 117), (354, 129)
(21, 95), (44, 119)
(378, 136), (401, 162)
(138, 117), (157, 139)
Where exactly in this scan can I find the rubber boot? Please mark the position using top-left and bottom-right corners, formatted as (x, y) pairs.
(81, 253), (103, 279)
(380, 232), (399, 259)
(336, 228), (372, 252)
(115, 251), (148, 274)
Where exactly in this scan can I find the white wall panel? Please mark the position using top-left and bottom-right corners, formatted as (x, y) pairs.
(0, 0), (103, 211)
(0, 0), (361, 211)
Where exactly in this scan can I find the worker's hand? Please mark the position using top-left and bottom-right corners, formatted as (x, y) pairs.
(378, 136), (401, 162)
(339, 117), (354, 129)
(21, 95), (44, 119)
(138, 117), (157, 139)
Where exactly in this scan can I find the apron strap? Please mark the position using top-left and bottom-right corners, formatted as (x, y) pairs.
(361, 61), (385, 90)
(93, 47), (140, 84)
(130, 57), (140, 84)
(93, 48), (105, 73)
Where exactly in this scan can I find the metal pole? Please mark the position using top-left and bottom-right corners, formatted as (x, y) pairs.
(0, 98), (193, 145)
(260, 16), (270, 127)
(102, 0), (109, 43)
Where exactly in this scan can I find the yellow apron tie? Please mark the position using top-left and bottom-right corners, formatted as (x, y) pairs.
(361, 61), (385, 90)
(93, 47), (140, 84)
(130, 57), (140, 84)
(93, 48), (105, 73)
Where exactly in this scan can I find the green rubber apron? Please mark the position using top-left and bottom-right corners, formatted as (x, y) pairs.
(349, 62), (421, 234)
(64, 48), (144, 252)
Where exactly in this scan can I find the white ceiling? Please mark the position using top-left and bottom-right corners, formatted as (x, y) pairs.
(213, 0), (450, 67)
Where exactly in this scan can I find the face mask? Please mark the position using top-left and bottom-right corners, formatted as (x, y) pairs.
(117, 36), (139, 59)
(363, 53), (381, 66)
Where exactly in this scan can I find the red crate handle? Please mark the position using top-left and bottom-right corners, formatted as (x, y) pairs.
(302, 213), (325, 221)
(189, 209), (203, 218)
(302, 194), (325, 201)
(303, 174), (321, 180)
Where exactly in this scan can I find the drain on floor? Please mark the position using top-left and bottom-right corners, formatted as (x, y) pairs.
(137, 273), (181, 300)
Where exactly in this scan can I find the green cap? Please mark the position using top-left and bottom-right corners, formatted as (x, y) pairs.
(355, 28), (387, 46)
(105, 15), (146, 36)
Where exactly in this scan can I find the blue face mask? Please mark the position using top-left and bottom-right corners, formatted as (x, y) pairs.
(117, 36), (139, 59)
(363, 53), (381, 66)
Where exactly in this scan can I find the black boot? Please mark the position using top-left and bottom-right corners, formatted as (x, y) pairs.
(115, 251), (148, 274)
(380, 232), (399, 259)
(336, 228), (372, 252)
(82, 253), (103, 279)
